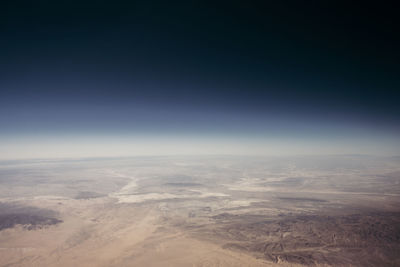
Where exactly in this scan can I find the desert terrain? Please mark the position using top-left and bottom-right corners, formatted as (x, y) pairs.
(0, 155), (399, 266)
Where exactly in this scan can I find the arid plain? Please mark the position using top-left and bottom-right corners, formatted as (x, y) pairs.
(0, 155), (399, 266)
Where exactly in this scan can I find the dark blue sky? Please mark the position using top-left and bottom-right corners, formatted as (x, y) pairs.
(1, 1), (399, 158)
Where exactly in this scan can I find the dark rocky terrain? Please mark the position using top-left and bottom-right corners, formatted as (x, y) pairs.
(0, 203), (62, 231)
(213, 212), (400, 266)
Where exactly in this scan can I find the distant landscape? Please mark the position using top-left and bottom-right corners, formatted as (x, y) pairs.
(0, 155), (399, 266)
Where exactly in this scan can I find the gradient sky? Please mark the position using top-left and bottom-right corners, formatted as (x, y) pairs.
(1, 1), (399, 159)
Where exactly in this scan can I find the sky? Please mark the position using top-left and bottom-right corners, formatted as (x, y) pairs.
(0, 1), (399, 159)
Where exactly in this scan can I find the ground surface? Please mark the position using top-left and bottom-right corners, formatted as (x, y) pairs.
(0, 155), (399, 266)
